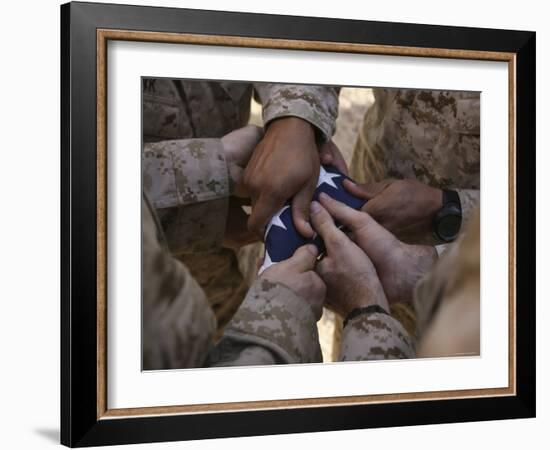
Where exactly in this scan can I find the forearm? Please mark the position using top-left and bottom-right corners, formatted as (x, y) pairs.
(142, 196), (217, 369)
(143, 138), (230, 254)
(254, 83), (339, 142)
(207, 279), (322, 366)
(415, 208), (480, 343)
(339, 310), (415, 361)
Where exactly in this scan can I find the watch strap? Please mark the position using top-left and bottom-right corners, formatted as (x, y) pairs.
(434, 189), (462, 242)
(343, 304), (389, 328)
(442, 189), (461, 211)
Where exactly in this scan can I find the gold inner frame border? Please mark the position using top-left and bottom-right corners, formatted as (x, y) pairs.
(95, 28), (517, 420)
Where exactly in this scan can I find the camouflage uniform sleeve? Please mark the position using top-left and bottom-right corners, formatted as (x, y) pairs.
(254, 83), (339, 142)
(143, 138), (230, 255)
(339, 311), (415, 361)
(206, 279), (322, 366)
(433, 189), (479, 250)
(142, 195), (217, 370)
(414, 243), (459, 341)
(415, 209), (480, 357)
(457, 189), (479, 229)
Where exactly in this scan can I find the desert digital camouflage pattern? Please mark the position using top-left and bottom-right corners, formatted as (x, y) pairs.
(143, 79), (339, 329)
(143, 138), (230, 255)
(142, 194), (217, 370)
(207, 279), (323, 366)
(339, 312), (415, 360)
(143, 80), (338, 143)
(414, 209), (481, 357)
(207, 278), (417, 365)
(142, 138), (419, 367)
(331, 210), (481, 362)
(254, 83), (339, 143)
(142, 138), (319, 369)
(351, 88), (480, 241)
(344, 88), (481, 349)
(142, 138), (231, 370)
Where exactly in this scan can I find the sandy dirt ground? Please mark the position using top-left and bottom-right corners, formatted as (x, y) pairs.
(239, 87), (374, 361)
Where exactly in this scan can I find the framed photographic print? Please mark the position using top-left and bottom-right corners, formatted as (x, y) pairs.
(61, 1), (536, 447)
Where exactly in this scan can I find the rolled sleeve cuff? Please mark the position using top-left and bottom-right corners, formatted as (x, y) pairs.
(340, 312), (415, 361)
(259, 85), (339, 142)
(224, 279), (323, 363)
(143, 138), (230, 254)
(143, 138), (230, 209)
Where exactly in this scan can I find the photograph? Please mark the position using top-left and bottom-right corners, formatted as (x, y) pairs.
(59, 2), (536, 446)
(141, 79), (481, 370)
(1, 0), (545, 446)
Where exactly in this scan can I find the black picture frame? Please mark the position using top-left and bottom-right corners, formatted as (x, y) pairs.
(61, 1), (536, 447)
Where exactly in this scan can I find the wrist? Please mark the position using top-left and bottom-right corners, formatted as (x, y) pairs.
(265, 116), (316, 141)
(410, 245), (438, 279)
(404, 242), (438, 265)
(387, 243), (438, 304)
(345, 283), (389, 316)
(343, 305), (389, 328)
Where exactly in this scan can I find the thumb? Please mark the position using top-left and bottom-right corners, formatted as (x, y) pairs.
(287, 244), (319, 273)
(318, 192), (398, 259)
(309, 200), (346, 252)
(343, 179), (392, 200)
(291, 183), (316, 238)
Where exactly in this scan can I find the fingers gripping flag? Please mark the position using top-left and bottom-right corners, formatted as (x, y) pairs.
(258, 165), (366, 274)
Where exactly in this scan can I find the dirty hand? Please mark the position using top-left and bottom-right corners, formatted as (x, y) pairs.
(244, 117), (320, 238)
(344, 178), (442, 242)
(221, 125), (265, 198)
(317, 192), (437, 305)
(221, 125), (264, 248)
(309, 198), (388, 316)
(319, 140), (348, 175)
(260, 244), (326, 320)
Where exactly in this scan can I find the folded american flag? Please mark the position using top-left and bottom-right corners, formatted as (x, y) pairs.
(258, 165), (366, 274)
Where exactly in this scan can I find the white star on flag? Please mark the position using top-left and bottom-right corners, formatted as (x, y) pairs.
(258, 249), (273, 275)
(264, 204), (289, 238)
(317, 166), (341, 189)
(259, 168), (347, 275)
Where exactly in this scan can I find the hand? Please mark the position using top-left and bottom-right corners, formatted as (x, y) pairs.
(244, 117), (320, 238)
(319, 140), (348, 175)
(317, 192), (437, 305)
(222, 197), (258, 250)
(261, 244), (326, 320)
(221, 125), (264, 197)
(309, 199), (388, 316)
(344, 178), (442, 242)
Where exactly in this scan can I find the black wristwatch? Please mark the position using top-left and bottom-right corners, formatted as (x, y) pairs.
(433, 189), (462, 243)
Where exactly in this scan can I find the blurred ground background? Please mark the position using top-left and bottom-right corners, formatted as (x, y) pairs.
(239, 87), (374, 361)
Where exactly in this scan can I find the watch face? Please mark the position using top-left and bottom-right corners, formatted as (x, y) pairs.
(438, 213), (461, 241)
